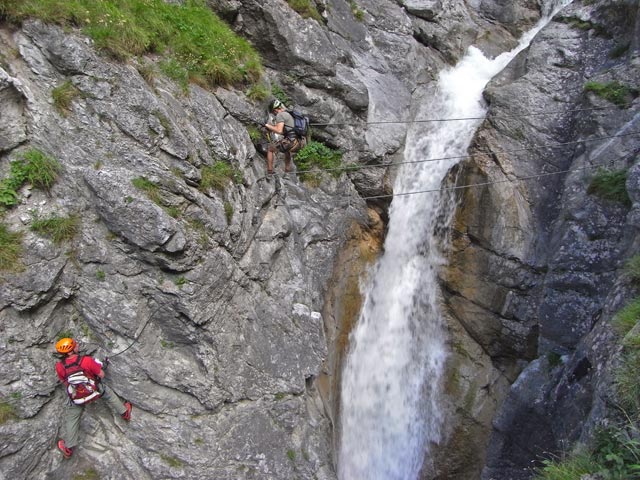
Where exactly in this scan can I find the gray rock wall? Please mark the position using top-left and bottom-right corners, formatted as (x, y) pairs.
(442, 1), (640, 479)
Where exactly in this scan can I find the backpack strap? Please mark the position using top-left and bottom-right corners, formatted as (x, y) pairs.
(62, 355), (84, 377)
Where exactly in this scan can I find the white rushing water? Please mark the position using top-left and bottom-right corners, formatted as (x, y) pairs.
(338, 2), (571, 479)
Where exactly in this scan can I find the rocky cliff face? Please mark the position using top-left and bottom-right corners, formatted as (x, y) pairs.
(442, 1), (640, 479)
(1, 0), (637, 479)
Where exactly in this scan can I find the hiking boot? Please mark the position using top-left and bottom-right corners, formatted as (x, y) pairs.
(57, 440), (73, 459)
(121, 401), (132, 422)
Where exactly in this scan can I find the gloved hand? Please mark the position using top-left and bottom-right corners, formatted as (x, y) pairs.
(102, 356), (110, 369)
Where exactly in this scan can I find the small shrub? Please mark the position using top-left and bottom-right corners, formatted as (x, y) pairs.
(286, 449), (296, 461)
(584, 80), (638, 108)
(52, 80), (80, 115)
(96, 270), (106, 281)
(132, 177), (161, 204)
(174, 276), (186, 287)
(587, 168), (631, 206)
(591, 426), (640, 479)
(0, 223), (23, 271)
(30, 213), (80, 244)
(295, 141), (343, 183)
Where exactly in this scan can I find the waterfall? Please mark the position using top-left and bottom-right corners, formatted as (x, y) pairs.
(337, 2), (572, 479)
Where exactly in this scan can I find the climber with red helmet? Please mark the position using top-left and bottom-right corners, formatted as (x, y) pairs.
(54, 337), (132, 459)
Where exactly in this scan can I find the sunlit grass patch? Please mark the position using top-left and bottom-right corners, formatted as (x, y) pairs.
(2, 0), (263, 88)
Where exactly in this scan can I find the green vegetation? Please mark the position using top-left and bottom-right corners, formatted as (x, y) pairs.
(246, 84), (269, 102)
(0, 400), (17, 424)
(612, 298), (640, 338)
(286, 449), (296, 461)
(584, 81), (638, 108)
(0, 223), (23, 271)
(285, 0), (323, 23)
(132, 176), (161, 204)
(30, 213), (80, 244)
(625, 255), (640, 283)
(615, 347), (640, 412)
(174, 276), (186, 287)
(536, 452), (601, 480)
(51, 80), (80, 115)
(1, 0), (262, 89)
(587, 168), (631, 207)
(561, 16), (610, 38)
(96, 269), (106, 281)
(271, 84), (290, 106)
(247, 125), (263, 143)
(137, 62), (156, 86)
(72, 468), (100, 480)
(223, 201), (233, 223)
(165, 206), (180, 218)
(187, 218), (208, 246)
(1, 149), (61, 208)
(537, 272), (640, 479)
(295, 141), (343, 183)
(160, 454), (183, 467)
(199, 161), (242, 192)
(349, 1), (365, 21)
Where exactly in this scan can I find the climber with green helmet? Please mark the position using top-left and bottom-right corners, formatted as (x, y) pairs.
(263, 98), (305, 175)
(54, 337), (132, 459)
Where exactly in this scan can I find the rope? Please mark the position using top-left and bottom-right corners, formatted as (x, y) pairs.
(360, 156), (633, 200)
(308, 105), (632, 128)
(271, 131), (640, 178)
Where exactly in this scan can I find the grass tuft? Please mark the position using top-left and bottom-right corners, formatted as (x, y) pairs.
(199, 162), (241, 192)
(0, 401), (17, 424)
(612, 297), (640, 334)
(0, 148), (62, 206)
(624, 255), (640, 284)
(587, 168), (631, 207)
(52, 80), (81, 115)
(285, 0), (323, 22)
(0, 223), (23, 271)
(584, 80), (638, 108)
(30, 213), (80, 244)
(132, 176), (161, 204)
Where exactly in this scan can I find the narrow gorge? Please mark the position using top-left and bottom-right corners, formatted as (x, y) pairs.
(0, 1), (639, 480)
